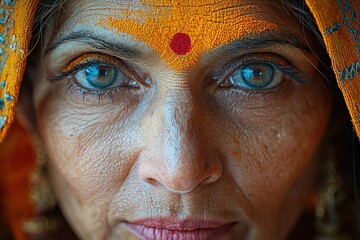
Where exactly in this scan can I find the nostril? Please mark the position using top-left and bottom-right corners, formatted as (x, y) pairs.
(138, 149), (223, 193)
(142, 173), (203, 193)
(140, 161), (223, 192)
(163, 185), (194, 194)
(202, 176), (215, 185)
(143, 177), (157, 185)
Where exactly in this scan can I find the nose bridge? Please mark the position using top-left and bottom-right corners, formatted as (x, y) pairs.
(139, 90), (222, 193)
(162, 93), (202, 173)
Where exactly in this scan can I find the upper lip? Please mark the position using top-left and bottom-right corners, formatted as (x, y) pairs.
(124, 218), (235, 230)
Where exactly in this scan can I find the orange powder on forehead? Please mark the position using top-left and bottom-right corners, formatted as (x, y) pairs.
(97, 0), (277, 71)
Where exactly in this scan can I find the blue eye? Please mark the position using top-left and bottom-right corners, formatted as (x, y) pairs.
(84, 65), (117, 88)
(74, 64), (138, 90)
(227, 63), (283, 90)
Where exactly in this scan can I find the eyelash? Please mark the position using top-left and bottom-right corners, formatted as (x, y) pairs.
(65, 80), (123, 103)
(49, 58), (124, 82)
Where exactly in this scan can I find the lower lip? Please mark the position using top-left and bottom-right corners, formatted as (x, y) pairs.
(124, 221), (235, 240)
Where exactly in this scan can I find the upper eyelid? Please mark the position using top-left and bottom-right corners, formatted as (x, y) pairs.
(60, 53), (124, 73)
(227, 53), (292, 69)
(48, 53), (135, 82)
(68, 60), (115, 76)
(48, 60), (113, 82)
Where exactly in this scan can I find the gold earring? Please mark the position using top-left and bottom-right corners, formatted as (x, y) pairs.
(22, 143), (59, 236)
(315, 148), (345, 239)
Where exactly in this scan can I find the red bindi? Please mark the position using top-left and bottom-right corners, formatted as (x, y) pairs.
(170, 32), (192, 55)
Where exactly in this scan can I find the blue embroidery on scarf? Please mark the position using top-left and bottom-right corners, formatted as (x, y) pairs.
(0, 0), (15, 129)
(328, 1), (360, 82)
(0, 1), (15, 73)
(324, 22), (342, 34)
(339, 60), (360, 81)
(337, 1), (360, 55)
(0, 115), (6, 129)
(356, 104), (360, 123)
(5, 92), (12, 102)
(5, 0), (13, 7)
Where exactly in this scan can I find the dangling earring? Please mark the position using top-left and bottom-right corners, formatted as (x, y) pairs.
(315, 147), (345, 239)
(22, 143), (60, 236)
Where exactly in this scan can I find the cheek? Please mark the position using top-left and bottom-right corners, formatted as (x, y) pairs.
(40, 114), (136, 192)
(222, 78), (332, 210)
(35, 82), (140, 195)
(34, 87), (143, 236)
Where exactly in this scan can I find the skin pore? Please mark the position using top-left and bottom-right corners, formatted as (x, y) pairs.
(21, 0), (332, 239)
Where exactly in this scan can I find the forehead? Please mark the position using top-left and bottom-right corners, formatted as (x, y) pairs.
(65, 0), (294, 71)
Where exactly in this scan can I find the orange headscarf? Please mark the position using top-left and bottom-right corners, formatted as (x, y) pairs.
(0, 0), (359, 239)
(0, 1), (39, 238)
(306, 0), (360, 138)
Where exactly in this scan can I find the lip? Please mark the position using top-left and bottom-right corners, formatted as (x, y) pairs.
(123, 218), (236, 240)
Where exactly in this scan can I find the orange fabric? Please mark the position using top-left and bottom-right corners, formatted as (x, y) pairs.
(0, 0), (39, 142)
(0, 120), (36, 240)
(306, 0), (360, 138)
(0, 1), (39, 238)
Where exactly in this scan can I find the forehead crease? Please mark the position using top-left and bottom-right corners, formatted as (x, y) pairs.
(89, 0), (277, 18)
(134, 0), (271, 7)
(95, 1), (278, 35)
(68, 0), (281, 71)
(74, 0), (279, 28)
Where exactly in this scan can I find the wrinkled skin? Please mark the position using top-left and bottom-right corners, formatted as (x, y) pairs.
(20, 0), (332, 239)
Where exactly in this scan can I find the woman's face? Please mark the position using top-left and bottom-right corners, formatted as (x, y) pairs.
(26, 0), (332, 239)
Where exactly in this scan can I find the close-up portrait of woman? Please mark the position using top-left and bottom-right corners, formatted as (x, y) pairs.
(0, 0), (360, 239)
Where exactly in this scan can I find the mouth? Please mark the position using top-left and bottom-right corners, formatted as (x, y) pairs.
(123, 218), (236, 240)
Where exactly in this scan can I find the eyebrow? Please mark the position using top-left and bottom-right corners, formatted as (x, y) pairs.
(45, 29), (311, 59)
(44, 30), (141, 58)
(224, 30), (312, 54)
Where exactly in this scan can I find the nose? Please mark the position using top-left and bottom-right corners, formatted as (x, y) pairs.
(138, 95), (223, 193)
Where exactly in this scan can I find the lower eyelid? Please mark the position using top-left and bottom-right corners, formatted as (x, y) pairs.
(215, 79), (292, 105)
(66, 80), (117, 103)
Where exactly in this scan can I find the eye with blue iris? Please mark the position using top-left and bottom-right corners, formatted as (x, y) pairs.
(74, 64), (139, 90)
(219, 54), (300, 91)
(225, 63), (283, 90)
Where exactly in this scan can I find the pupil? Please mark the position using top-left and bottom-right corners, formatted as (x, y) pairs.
(253, 69), (263, 77)
(85, 65), (117, 88)
(241, 63), (274, 88)
(99, 68), (108, 77)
